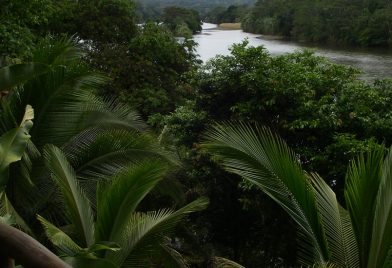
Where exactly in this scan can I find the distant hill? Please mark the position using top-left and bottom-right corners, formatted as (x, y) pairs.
(136, 0), (256, 20)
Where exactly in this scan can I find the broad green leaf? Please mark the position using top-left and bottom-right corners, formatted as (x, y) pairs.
(0, 214), (15, 226)
(0, 105), (34, 185)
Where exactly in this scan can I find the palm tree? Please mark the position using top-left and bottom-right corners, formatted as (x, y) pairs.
(38, 145), (208, 267)
(0, 37), (178, 231)
(203, 122), (391, 268)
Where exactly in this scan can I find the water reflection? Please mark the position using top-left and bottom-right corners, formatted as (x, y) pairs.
(194, 23), (392, 80)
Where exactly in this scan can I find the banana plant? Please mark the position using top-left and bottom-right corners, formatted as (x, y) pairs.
(0, 105), (33, 230)
(38, 145), (208, 267)
(0, 105), (33, 184)
(203, 122), (391, 268)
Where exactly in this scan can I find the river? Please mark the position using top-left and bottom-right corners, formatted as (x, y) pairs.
(194, 23), (392, 80)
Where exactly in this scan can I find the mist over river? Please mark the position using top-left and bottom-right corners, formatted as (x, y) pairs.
(194, 23), (392, 80)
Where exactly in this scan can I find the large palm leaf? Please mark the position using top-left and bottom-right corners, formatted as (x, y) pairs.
(41, 145), (208, 267)
(108, 197), (209, 267)
(203, 122), (329, 265)
(203, 122), (391, 267)
(43, 145), (95, 248)
(345, 148), (392, 268)
(95, 161), (169, 243)
(0, 37), (166, 228)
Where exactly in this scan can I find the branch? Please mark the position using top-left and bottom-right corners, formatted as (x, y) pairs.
(0, 222), (70, 268)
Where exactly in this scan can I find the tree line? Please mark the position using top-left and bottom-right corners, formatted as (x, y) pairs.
(136, 0), (255, 20)
(243, 0), (392, 47)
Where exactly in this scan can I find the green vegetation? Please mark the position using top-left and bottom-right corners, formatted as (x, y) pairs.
(136, 0), (256, 19)
(0, 0), (391, 267)
(243, 0), (392, 47)
(204, 123), (391, 267)
(163, 6), (202, 36)
(205, 5), (250, 24)
(159, 43), (392, 266)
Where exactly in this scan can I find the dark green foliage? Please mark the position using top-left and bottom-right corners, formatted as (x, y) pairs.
(192, 42), (392, 191)
(163, 6), (202, 34)
(136, 0), (256, 18)
(157, 43), (392, 266)
(205, 5), (250, 24)
(46, 1), (198, 119)
(204, 122), (392, 267)
(49, 0), (138, 46)
(0, 0), (55, 57)
(91, 22), (199, 118)
(243, 0), (392, 47)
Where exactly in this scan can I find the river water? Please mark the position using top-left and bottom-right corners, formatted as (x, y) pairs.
(194, 23), (392, 80)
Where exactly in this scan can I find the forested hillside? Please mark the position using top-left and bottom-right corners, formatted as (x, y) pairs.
(243, 0), (392, 47)
(136, 0), (255, 19)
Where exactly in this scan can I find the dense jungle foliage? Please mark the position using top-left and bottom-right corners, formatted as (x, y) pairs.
(0, 0), (391, 267)
(243, 0), (392, 47)
(204, 5), (251, 25)
(135, 0), (255, 20)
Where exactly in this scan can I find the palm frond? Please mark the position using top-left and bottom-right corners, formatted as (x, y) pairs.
(82, 98), (147, 132)
(310, 262), (339, 268)
(95, 161), (169, 243)
(63, 129), (179, 204)
(339, 207), (360, 268)
(37, 214), (83, 257)
(212, 257), (245, 268)
(310, 173), (359, 267)
(43, 145), (95, 248)
(367, 147), (392, 268)
(0, 191), (32, 233)
(0, 63), (49, 91)
(66, 129), (178, 179)
(344, 147), (385, 267)
(203, 122), (328, 265)
(27, 74), (105, 148)
(32, 37), (85, 66)
(108, 197), (208, 267)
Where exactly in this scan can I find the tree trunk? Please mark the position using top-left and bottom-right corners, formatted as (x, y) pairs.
(0, 222), (70, 268)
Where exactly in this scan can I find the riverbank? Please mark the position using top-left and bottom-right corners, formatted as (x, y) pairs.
(218, 23), (242, 30)
(256, 35), (286, 41)
(195, 22), (392, 80)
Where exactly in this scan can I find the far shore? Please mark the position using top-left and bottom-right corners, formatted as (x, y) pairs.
(202, 22), (286, 41)
(256, 35), (286, 41)
(217, 22), (242, 30)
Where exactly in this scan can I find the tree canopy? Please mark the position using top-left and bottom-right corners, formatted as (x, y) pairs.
(243, 0), (392, 47)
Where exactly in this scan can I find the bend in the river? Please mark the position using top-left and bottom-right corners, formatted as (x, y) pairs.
(194, 23), (392, 81)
